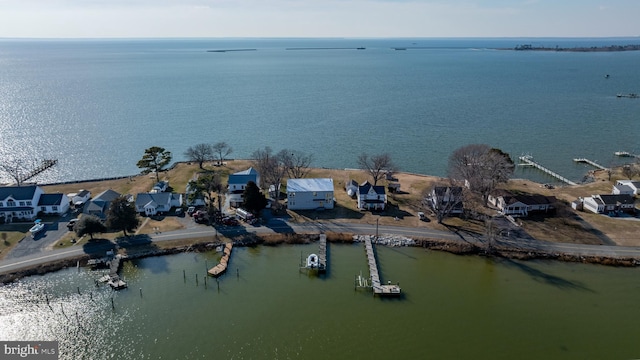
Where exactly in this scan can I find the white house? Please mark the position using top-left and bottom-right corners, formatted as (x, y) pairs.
(0, 185), (44, 221)
(583, 194), (635, 214)
(70, 190), (91, 207)
(38, 193), (70, 215)
(488, 190), (556, 217)
(227, 168), (260, 208)
(185, 181), (206, 207)
(135, 192), (183, 216)
(152, 181), (169, 193)
(429, 186), (464, 215)
(286, 178), (334, 210)
(612, 184), (635, 196)
(615, 180), (640, 195)
(345, 180), (358, 198)
(357, 181), (387, 211)
(84, 189), (122, 218)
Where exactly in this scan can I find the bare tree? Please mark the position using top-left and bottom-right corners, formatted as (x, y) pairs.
(252, 147), (288, 211)
(357, 153), (397, 186)
(184, 143), (214, 169)
(212, 142), (233, 166)
(0, 160), (28, 186)
(448, 144), (514, 206)
(279, 149), (313, 179)
(188, 172), (223, 223)
(621, 165), (637, 180)
(424, 184), (465, 224)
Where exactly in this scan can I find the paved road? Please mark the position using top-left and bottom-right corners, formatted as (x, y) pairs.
(2, 218), (640, 276)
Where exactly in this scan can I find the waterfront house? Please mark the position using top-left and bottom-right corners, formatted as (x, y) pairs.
(612, 184), (635, 196)
(583, 194), (635, 214)
(185, 180), (206, 207)
(488, 190), (556, 217)
(152, 181), (169, 193)
(38, 193), (70, 215)
(428, 186), (464, 215)
(286, 178), (334, 210)
(83, 189), (122, 218)
(135, 192), (183, 216)
(345, 179), (359, 198)
(357, 181), (387, 211)
(615, 180), (640, 195)
(0, 185), (44, 222)
(70, 189), (91, 207)
(227, 167), (260, 207)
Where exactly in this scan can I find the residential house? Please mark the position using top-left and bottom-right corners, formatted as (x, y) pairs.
(135, 192), (183, 216)
(345, 179), (358, 198)
(428, 186), (464, 215)
(287, 178), (334, 210)
(615, 180), (640, 195)
(71, 190), (91, 207)
(185, 181), (206, 207)
(83, 189), (122, 218)
(583, 194), (635, 214)
(488, 190), (556, 217)
(0, 185), (44, 221)
(357, 181), (387, 211)
(152, 181), (169, 193)
(612, 184), (635, 196)
(227, 167), (260, 207)
(38, 193), (70, 215)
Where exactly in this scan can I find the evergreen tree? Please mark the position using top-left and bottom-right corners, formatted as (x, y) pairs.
(74, 215), (107, 240)
(106, 197), (139, 237)
(242, 181), (268, 214)
(136, 146), (172, 183)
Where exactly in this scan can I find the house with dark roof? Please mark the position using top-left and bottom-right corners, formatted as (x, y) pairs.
(357, 181), (387, 211)
(135, 192), (183, 216)
(38, 193), (70, 215)
(227, 167), (260, 208)
(583, 194), (635, 214)
(83, 189), (122, 218)
(488, 190), (556, 217)
(0, 185), (44, 221)
(70, 190), (91, 207)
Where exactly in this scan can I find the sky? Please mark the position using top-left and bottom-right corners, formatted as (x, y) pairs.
(0, 0), (638, 38)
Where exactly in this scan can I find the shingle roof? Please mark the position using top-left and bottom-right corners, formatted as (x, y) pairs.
(599, 194), (635, 205)
(135, 192), (173, 207)
(93, 189), (121, 202)
(0, 185), (39, 201)
(38, 194), (65, 206)
(358, 181), (385, 195)
(287, 178), (334, 192)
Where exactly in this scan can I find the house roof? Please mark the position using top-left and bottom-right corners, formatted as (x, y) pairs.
(616, 180), (640, 188)
(358, 181), (386, 195)
(76, 189), (90, 197)
(234, 167), (258, 176)
(504, 195), (556, 206)
(598, 194), (635, 205)
(614, 184), (634, 193)
(287, 178), (334, 193)
(0, 185), (39, 201)
(38, 194), (65, 206)
(93, 189), (121, 202)
(228, 174), (258, 185)
(432, 186), (463, 197)
(135, 192), (174, 207)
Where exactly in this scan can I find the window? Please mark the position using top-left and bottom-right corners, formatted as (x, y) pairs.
(41, 207), (47, 212)
(52, 206), (58, 211)
(19, 201), (25, 206)
(313, 192), (317, 196)
(26, 201), (32, 206)
(7, 200), (15, 207)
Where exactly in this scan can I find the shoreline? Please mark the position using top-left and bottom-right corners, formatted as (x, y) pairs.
(3, 232), (639, 284)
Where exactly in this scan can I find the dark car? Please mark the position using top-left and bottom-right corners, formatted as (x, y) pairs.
(221, 217), (239, 226)
(67, 218), (79, 230)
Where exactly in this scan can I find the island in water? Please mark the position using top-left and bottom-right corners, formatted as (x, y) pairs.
(507, 44), (640, 52)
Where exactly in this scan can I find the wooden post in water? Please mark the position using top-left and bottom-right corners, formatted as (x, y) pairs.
(139, 288), (143, 297)
(77, 286), (80, 295)
(236, 268), (239, 279)
(216, 278), (220, 292)
(196, 273), (198, 286)
(204, 275), (207, 289)
(183, 269), (186, 282)
(111, 298), (115, 310)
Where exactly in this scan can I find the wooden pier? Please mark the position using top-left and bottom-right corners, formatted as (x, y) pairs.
(356, 237), (401, 296)
(573, 158), (608, 171)
(518, 155), (577, 186)
(208, 242), (233, 277)
(17, 159), (58, 184)
(317, 234), (327, 273)
(107, 255), (127, 290)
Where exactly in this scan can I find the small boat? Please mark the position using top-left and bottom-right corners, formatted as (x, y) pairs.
(615, 151), (631, 157)
(29, 219), (45, 234)
(306, 254), (319, 269)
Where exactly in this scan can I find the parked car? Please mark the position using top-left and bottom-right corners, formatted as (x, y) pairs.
(187, 206), (196, 216)
(221, 217), (239, 226)
(67, 218), (78, 230)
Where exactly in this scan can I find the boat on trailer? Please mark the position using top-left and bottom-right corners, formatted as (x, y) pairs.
(29, 219), (45, 235)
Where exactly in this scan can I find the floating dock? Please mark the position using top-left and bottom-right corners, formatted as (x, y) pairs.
(518, 155), (577, 186)
(573, 158), (608, 171)
(208, 243), (233, 277)
(356, 237), (401, 296)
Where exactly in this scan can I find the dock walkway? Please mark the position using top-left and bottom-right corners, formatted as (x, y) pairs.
(208, 242), (233, 277)
(317, 234), (327, 273)
(518, 155), (577, 186)
(573, 158), (608, 171)
(362, 237), (400, 296)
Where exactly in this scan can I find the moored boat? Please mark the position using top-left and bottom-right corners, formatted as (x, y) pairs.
(306, 254), (319, 269)
(29, 219), (45, 234)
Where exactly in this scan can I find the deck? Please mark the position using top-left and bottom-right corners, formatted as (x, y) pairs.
(573, 158), (608, 171)
(358, 237), (401, 296)
(208, 243), (233, 277)
(317, 234), (327, 273)
(518, 155), (577, 186)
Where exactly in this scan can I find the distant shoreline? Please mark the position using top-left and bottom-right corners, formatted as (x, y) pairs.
(501, 44), (640, 52)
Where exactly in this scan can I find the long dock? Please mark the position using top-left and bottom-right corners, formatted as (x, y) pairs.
(17, 159), (58, 184)
(518, 155), (577, 186)
(317, 234), (327, 273)
(208, 243), (233, 277)
(362, 237), (400, 296)
(573, 158), (608, 171)
(107, 254), (127, 290)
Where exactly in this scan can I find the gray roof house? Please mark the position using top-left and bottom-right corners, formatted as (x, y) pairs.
(228, 167), (260, 208)
(583, 194), (636, 214)
(135, 192), (183, 216)
(83, 189), (122, 218)
(0, 185), (44, 221)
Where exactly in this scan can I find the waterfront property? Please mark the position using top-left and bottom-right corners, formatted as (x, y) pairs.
(227, 167), (260, 208)
(357, 181), (387, 211)
(615, 180), (640, 195)
(488, 190), (556, 217)
(428, 186), (464, 215)
(152, 180), (169, 193)
(70, 189), (91, 207)
(583, 194), (636, 214)
(286, 178), (335, 210)
(83, 189), (123, 218)
(0, 185), (70, 222)
(208, 242), (233, 277)
(135, 192), (182, 216)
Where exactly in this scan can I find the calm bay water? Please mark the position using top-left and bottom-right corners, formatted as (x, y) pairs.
(2, 244), (640, 359)
(1, 38), (639, 184)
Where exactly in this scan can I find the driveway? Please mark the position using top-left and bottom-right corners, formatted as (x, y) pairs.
(5, 213), (78, 260)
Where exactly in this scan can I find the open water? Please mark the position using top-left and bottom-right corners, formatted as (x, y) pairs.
(2, 245), (640, 359)
(1, 38), (639, 184)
